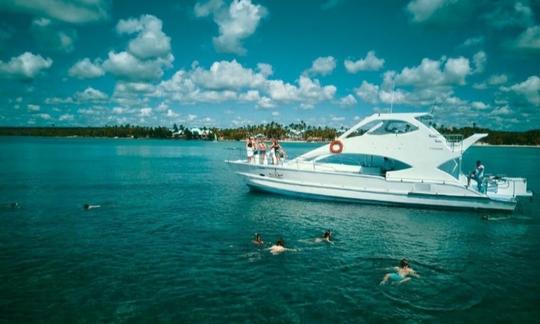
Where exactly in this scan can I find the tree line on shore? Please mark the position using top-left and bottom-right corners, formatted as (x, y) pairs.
(437, 124), (540, 145)
(0, 122), (539, 145)
(0, 125), (172, 139)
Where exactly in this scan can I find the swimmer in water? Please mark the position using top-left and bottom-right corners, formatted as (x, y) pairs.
(252, 233), (264, 245)
(269, 239), (288, 255)
(314, 230), (333, 244)
(323, 230), (332, 243)
(380, 258), (420, 285)
(1, 202), (20, 209)
(83, 204), (101, 210)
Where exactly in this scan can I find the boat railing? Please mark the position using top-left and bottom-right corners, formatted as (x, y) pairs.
(443, 134), (464, 153)
(385, 175), (468, 189)
(228, 145), (289, 166)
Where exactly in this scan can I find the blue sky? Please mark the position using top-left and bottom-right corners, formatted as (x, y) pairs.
(0, 0), (539, 130)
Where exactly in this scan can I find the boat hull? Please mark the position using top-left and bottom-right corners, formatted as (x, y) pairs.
(228, 161), (516, 212)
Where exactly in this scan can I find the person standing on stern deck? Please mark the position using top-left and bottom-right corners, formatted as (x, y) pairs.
(467, 160), (485, 192)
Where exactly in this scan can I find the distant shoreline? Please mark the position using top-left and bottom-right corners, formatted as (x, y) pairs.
(473, 143), (540, 148)
(1, 125), (539, 146)
(1, 135), (539, 147)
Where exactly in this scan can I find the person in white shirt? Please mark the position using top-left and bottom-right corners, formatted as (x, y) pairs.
(246, 137), (254, 163)
(467, 160), (485, 192)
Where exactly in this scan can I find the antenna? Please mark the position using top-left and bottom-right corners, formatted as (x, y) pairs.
(390, 80), (395, 113)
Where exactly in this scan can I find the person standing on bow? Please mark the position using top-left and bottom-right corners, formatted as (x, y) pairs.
(270, 139), (282, 165)
(258, 140), (267, 165)
(246, 137), (255, 163)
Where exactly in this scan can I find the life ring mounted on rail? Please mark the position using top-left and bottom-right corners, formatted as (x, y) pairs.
(329, 140), (343, 154)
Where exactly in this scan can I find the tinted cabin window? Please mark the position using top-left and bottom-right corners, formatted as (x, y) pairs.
(319, 154), (411, 170)
(368, 120), (418, 135)
(438, 158), (460, 179)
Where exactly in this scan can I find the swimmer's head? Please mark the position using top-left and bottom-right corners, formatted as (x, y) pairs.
(476, 160), (482, 166)
(83, 204), (90, 210)
(276, 239), (284, 246)
(255, 233), (261, 241)
(323, 230), (331, 239)
(400, 258), (409, 268)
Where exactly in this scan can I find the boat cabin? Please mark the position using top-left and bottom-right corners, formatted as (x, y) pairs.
(295, 113), (487, 184)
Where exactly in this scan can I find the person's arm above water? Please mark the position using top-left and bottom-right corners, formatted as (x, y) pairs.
(398, 277), (411, 285)
(409, 268), (420, 278)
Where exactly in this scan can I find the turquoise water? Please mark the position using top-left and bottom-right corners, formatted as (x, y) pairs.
(1, 137), (539, 323)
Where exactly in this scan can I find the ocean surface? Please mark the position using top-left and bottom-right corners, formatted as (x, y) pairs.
(1, 137), (539, 323)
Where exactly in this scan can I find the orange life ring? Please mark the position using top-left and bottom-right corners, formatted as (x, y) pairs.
(329, 140), (343, 154)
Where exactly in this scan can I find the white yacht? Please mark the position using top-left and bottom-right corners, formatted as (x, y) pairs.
(227, 113), (532, 211)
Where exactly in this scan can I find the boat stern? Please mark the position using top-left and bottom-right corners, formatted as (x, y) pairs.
(485, 176), (532, 203)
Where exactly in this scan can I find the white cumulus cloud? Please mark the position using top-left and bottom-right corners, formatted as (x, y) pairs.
(116, 15), (171, 59)
(461, 36), (484, 48)
(99, 15), (174, 81)
(488, 74), (508, 85)
(344, 51), (385, 73)
(239, 89), (261, 102)
(471, 101), (489, 110)
(194, 0), (267, 55)
(114, 81), (156, 97)
(306, 56), (336, 76)
(257, 63), (273, 77)
(59, 114), (74, 121)
(102, 50), (173, 81)
(352, 54), (478, 112)
(338, 94), (357, 106)
(27, 104), (40, 112)
(355, 81), (380, 104)
(166, 109), (179, 118)
(0, 52), (52, 79)
(156, 59), (336, 107)
(139, 107), (152, 117)
(504, 75), (540, 106)
(472, 51), (486, 74)
(190, 59), (268, 89)
(38, 113), (52, 120)
(68, 58), (104, 79)
(112, 107), (126, 115)
(406, 0), (456, 22)
(514, 25), (540, 49)
(74, 87), (108, 102)
(392, 56), (471, 87)
(0, 0), (109, 24)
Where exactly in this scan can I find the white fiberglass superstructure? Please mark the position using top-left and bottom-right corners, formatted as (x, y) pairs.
(226, 112), (532, 211)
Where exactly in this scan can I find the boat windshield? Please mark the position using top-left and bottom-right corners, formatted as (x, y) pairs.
(367, 120), (418, 135)
(343, 120), (379, 138)
(415, 115), (434, 128)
